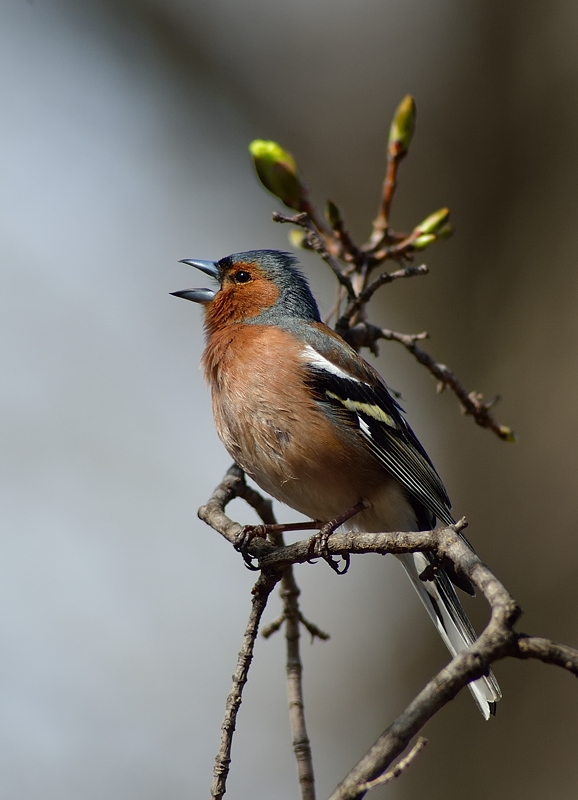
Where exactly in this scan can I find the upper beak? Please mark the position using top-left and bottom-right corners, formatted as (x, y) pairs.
(179, 258), (220, 278)
(171, 258), (220, 304)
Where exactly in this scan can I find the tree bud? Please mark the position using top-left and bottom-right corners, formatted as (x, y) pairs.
(498, 425), (517, 443)
(249, 140), (304, 210)
(326, 200), (342, 229)
(388, 95), (416, 156)
(414, 207), (450, 236)
(287, 229), (312, 250)
(413, 233), (436, 250)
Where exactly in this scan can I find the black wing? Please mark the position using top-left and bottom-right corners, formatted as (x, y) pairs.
(304, 364), (454, 527)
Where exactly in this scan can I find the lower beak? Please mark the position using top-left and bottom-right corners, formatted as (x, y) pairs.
(170, 288), (216, 303)
(171, 258), (220, 303)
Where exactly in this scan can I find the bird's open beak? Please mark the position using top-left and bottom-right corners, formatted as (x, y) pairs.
(171, 258), (220, 304)
(170, 288), (216, 303)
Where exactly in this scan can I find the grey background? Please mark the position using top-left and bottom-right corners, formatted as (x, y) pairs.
(1, 0), (577, 798)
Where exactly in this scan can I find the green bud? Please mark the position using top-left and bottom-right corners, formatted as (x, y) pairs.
(249, 140), (304, 210)
(498, 425), (517, 443)
(288, 229), (312, 250)
(413, 233), (436, 250)
(326, 199), (342, 229)
(388, 95), (416, 156)
(414, 207), (450, 236)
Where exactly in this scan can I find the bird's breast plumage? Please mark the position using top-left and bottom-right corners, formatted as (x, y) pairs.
(201, 323), (413, 528)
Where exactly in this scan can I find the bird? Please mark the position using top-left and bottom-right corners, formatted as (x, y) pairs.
(172, 248), (501, 718)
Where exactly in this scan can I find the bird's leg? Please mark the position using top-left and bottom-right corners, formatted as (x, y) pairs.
(234, 520), (326, 569)
(234, 520), (325, 550)
(307, 500), (367, 561)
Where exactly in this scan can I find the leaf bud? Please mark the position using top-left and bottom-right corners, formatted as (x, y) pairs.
(413, 207), (450, 236)
(287, 229), (313, 250)
(326, 200), (342, 229)
(498, 425), (517, 443)
(388, 95), (416, 156)
(412, 233), (436, 250)
(249, 140), (304, 210)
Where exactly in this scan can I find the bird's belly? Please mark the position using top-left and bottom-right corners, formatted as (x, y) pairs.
(213, 388), (417, 532)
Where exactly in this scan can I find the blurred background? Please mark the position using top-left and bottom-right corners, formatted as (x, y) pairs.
(1, 0), (577, 797)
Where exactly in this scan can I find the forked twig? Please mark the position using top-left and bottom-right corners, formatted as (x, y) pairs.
(355, 737), (427, 793)
(207, 464), (320, 800)
(201, 469), (578, 799)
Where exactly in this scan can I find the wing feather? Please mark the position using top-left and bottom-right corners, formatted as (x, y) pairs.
(304, 361), (454, 526)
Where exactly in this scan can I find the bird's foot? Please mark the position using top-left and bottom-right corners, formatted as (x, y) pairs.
(306, 500), (367, 574)
(234, 524), (269, 570)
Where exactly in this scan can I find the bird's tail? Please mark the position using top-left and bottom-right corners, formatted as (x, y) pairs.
(397, 552), (501, 719)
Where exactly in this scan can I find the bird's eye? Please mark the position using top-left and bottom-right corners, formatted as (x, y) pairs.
(233, 270), (252, 284)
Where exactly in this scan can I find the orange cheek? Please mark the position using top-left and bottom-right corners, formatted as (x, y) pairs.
(204, 279), (279, 334)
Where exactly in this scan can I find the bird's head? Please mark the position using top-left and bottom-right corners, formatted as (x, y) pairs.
(172, 249), (321, 335)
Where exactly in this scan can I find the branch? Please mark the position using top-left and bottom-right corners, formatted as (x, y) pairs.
(515, 636), (578, 675)
(335, 264), (428, 334)
(341, 323), (516, 441)
(204, 465), (320, 799)
(200, 468), (578, 798)
(278, 564), (317, 798)
(253, 517), (319, 799)
(269, 205), (515, 442)
(211, 571), (280, 800)
(368, 141), (407, 250)
(272, 211), (356, 298)
(355, 737), (427, 793)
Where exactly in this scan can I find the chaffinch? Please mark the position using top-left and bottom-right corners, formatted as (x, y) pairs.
(172, 249), (501, 718)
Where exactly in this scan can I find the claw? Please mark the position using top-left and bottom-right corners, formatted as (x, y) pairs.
(233, 524), (267, 552)
(305, 500), (366, 571)
(233, 524), (268, 571)
(320, 551), (351, 575)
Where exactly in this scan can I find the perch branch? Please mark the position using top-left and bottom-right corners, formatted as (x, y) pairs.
(251, 512), (319, 799)
(205, 464), (319, 799)
(200, 469), (578, 798)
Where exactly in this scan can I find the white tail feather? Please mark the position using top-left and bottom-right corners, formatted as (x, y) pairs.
(397, 552), (501, 719)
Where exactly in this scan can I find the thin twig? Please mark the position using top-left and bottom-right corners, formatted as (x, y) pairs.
(368, 231), (421, 265)
(384, 331), (515, 441)
(356, 737), (427, 793)
(223, 466), (319, 799)
(515, 635), (578, 675)
(279, 567), (317, 799)
(298, 611), (330, 641)
(262, 610), (330, 642)
(273, 211), (356, 298)
(211, 571), (280, 800)
(338, 323), (515, 441)
(367, 147), (405, 249)
(326, 201), (362, 262)
(335, 264), (428, 334)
